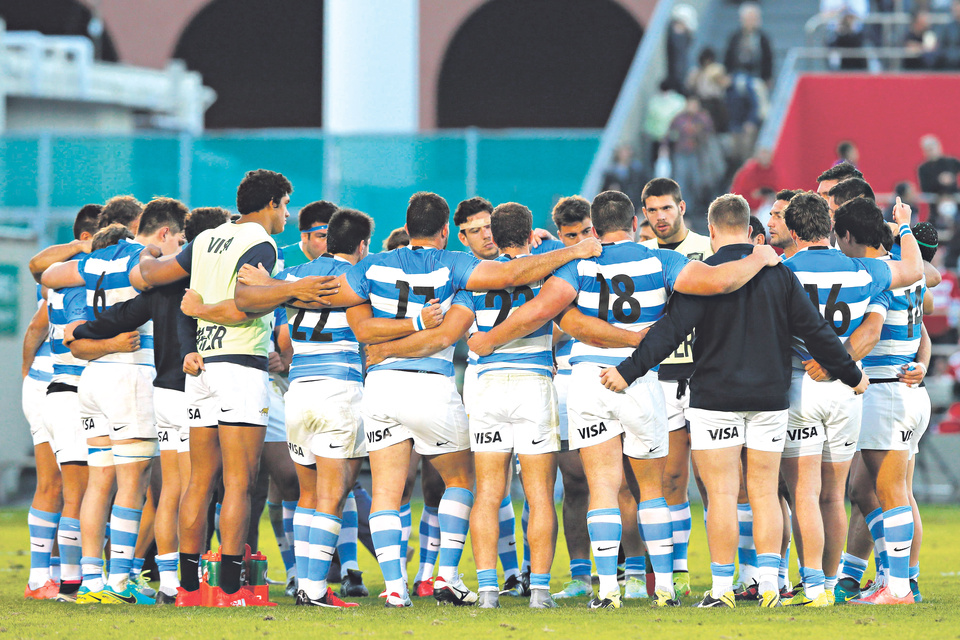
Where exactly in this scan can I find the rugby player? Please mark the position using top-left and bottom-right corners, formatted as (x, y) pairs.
(281, 200), (337, 268)
(767, 190), (800, 258)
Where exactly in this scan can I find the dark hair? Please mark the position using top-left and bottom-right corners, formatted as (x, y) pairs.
(138, 197), (188, 237)
(551, 195), (591, 230)
(913, 221), (939, 263)
(236, 169), (292, 215)
(698, 47), (716, 66)
(707, 194), (750, 231)
(641, 178), (683, 208)
(591, 190), (636, 236)
(828, 177), (875, 208)
(836, 140), (855, 159)
(326, 209), (374, 255)
(833, 198), (886, 249)
(784, 192), (832, 241)
(490, 203), (533, 249)
(98, 195), (142, 230)
(185, 207), (230, 242)
(383, 227), (410, 251)
(298, 200), (338, 232)
(659, 79), (672, 92)
(817, 161), (863, 184)
(894, 182), (911, 198)
(776, 188), (800, 202)
(91, 223), (134, 251)
(749, 216), (765, 241)
(406, 191), (450, 238)
(454, 196), (493, 227)
(73, 204), (101, 240)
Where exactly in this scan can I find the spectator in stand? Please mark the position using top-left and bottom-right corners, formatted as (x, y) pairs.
(666, 4), (698, 93)
(835, 140), (860, 167)
(602, 145), (648, 208)
(724, 2), (773, 85)
(730, 147), (778, 212)
(644, 80), (687, 164)
(686, 48), (730, 134)
(725, 72), (761, 169)
(667, 95), (715, 222)
(827, 11), (869, 69)
(918, 134), (960, 226)
(904, 10), (939, 69)
(936, 0), (960, 69)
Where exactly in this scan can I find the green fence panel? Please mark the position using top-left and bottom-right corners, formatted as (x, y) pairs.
(0, 138), (38, 207)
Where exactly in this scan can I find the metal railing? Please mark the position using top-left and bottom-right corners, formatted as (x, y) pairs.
(805, 10), (953, 51)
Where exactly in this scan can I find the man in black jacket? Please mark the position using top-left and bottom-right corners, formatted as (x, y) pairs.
(599, 194), (867, 609)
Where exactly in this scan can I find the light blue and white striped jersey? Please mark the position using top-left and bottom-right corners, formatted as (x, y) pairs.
(862, 254), (925, 379)
(346, 245), (480, 376)
(27, 285), (53, 383)
(453, 254), (553, 377)
(553, 241), (689, 367)
(279, 255), (362, 383)
(27, 285), (53, 382)
(532, 238), (565, 254)
(783, 246), (891, 368)
(47, 284), (88, 384)
(555, 335), (574, 376)
(77, 238), (153, 366)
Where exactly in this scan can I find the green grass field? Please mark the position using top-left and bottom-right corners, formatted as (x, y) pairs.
(2, 503), (960, 639)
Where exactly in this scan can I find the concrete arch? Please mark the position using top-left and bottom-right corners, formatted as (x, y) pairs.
(0, 0), (118, 60)
(434, 0), (644, 128)
(172, 0), (324, 129)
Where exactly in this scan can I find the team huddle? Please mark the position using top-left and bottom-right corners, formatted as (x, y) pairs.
(20, 162), (937, 610)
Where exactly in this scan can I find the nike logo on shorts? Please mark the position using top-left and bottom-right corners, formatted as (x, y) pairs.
(772, 436), (784, 442)
(649, 445), (661, 453)
(531, 438), (546, 445)
(329, 444), (343, 449)
(844, 441), (856, 447)
(435, 441), (451, 447)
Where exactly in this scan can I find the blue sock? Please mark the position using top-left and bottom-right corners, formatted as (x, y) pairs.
(293, 506), (314, 589)
(81, 556), (105, 592)
(530, 572), (550, 590)
(802, 567), (826, 598)
(130, 556), (145, 580)
(883, 505), (914, 596)
(638, 497), (674, 594)
(779, 547), (791, 590)
(756, 552), (780, 592)
(624, 555), (645, 578)
(909, 563), (919, 580)
(399, 502), (412, 581)
(587, 508), (621, 597)
(498, 496), (519, 579)
(477, 568), (498, 592)
(669, 502), (692, 573)
(865, 507), (887, 581)
(737, 503), (757, 585)
(570, 558), (592, 582)
(370, 510), (404, 596)
(710, 562), (735, 598)
(27, 508), (60, 587)
(840, 552), (868, 583)
(268, 501), (295, 574)
(57, 516), (83, 584)
(107, 506), (141, 589)
(339, 492), (359, 575)
(521, 500), (531, 573)
(437, 487), (473, 582)
(306, 512), (341, 599)
(214, 502), (222, 544)
(416, 505), (439, 582)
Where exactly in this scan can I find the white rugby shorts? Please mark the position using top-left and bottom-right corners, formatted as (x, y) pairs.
(23, 376), (51, 447)
(185, 362), (269, 428)
(660, 379), (691, 432)
(265, 378), (287, 443)
(79, 363), (157, 441)
(784, 373), (861, 462)
(469, 371), (560, 455)
(461, 364), (479, 419)
(44, 386), (86, 464)
(155, 387), (188, 454)
(555, 372), (570, 442)
(687, 407), (788, 452)
(859, 382), (931, 459)
(567, 366), (667, 460)
(286, 378), (365, 465)
(361, 370), (469, 456)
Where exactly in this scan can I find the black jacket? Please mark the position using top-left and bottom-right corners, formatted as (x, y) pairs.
(616, 243), (863, 412)
(73, 282), (187, 392)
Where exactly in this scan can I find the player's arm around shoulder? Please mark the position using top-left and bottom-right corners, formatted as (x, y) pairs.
(347, 299), (443, 345)
(465, 237), (601, 290)
(364, 304), (474, 366)
(557, 305), (645, 349)
(672, 244), (779, 296)
(138, 244), (189, 287)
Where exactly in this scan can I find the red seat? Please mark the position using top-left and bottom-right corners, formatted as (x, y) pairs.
(937, 419), (960, 434)
(948, 403), (960, 420)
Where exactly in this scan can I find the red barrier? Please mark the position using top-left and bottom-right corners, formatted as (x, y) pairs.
(772, 74), (960, 198)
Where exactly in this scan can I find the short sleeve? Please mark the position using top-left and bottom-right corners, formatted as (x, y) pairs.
(64, 287), (89, 323)
(449, 252), (481, 291)
(452, 288), (475, 311)
(552, 261), (581, 292)
(861, 257), (892, 295)
(175, 241), (194, 272)
(531, 238), (564, 255)
(235, 241), (277, 274)
(274, 306), (288, 327)
(345, 255), (373, 300)
(658, 250), (690, 292)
